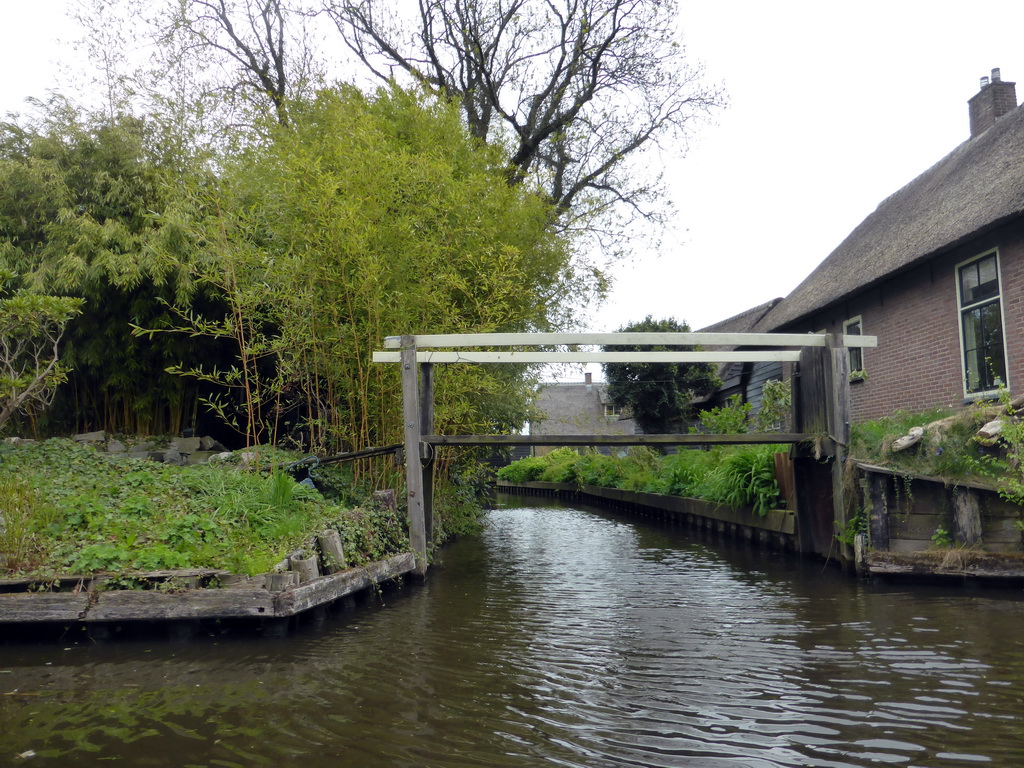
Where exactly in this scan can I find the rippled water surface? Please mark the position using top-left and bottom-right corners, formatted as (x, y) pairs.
(4, 497), (1024, 767)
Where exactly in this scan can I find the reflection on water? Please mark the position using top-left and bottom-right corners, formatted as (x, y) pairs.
(3, 496), (1024, 767)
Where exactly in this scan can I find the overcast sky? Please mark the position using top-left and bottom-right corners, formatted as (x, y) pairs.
(4, 1), (1024, 335)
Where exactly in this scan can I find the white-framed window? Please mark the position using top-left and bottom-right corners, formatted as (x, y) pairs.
(957, 250), (1008, 395)
(843, 316), (864, 374)
(604, 403), (621, 420)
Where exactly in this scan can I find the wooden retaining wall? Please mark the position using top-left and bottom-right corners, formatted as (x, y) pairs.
(855, 463), (1024, 582)
(497, 482), (797, 551)
(0, 553), (416, 637)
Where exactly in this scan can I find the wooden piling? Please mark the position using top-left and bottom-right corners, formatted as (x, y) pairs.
(401, 336), (428, 576)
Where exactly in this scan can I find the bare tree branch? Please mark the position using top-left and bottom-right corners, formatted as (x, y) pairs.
(326, 0), (724, 229)
(174, 0), (296, 124)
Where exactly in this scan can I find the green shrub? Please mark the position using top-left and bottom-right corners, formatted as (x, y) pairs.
(496, 442), (786, 515)
(496, 455), (548, 482)
(538, 448), (581, 483)
(694, 394), (751, 434)
(707, 446), (783, 516)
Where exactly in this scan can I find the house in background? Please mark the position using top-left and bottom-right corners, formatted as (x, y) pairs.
(530, 372), (636, 455)
(707, 69), (1024, 423)
(697, 298), (782, 416)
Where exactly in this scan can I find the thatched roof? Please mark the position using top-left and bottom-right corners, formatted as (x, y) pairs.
(531, 382), (636, 436)
(699, 299), (782, 334)
(754, 101), (1024, 331)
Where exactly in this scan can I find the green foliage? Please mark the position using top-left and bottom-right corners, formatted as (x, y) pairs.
(976, 388), (1024, 506)
(602, 316), (720, 434)
(0, 276), (83, 429)
(0, 473), (60, 572)
(431, 459), (492, 542)
(0, 439), (410, 579)
(849, 407), (1001, 480)
(931, 526), (954, 548)
(496, 455), (548, 483)
(0, 103), (221, 435)
(149, 85), (594, 453)
(538, 447), (583, 482)
(837, 503), (868, 548)
(499, 443), (786, 516)
(695, 394), (751, 435)
(710, 446), (783, 517)
(756, 379), (792, 432)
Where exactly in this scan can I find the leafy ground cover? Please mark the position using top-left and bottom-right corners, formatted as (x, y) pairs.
(0, 439), (413, 580)
(497, 445), (787, 517)
(848, 405), (1008, 483)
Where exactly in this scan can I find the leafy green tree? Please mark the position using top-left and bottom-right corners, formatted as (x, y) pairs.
(602, 316), (719, 434)
(152, 85), (597, 453)
(0, 101), (223, 435)
(0, 270), (82, 430)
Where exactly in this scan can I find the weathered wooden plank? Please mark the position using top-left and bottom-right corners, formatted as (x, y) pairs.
(276, 569), (370, 617)
(275, 553), (416, 617)
(952, 487), (983, 546)
(889, 513), (943, 539)
(867, 551), (1024, 578)
(981, 516), (1023, 543)
(421, 362), (435, 548)
(850, 461), (1002, 493)
(577, 485), (795, 534)
(867, 473), (890, 550)
(0, 568), (230, 592)
(425, 433), (811, 446)
(888, 539), (933, 553)
(0, 593), (91, 622)
(374, 351), (805, 364)
(380, 332), (877, 349)
(401, 338), (428, 576)
(83, 588), (275, 621)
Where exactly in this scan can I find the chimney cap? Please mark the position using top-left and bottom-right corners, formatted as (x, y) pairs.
(981, 76), (990, 88)
(993, 67), (1002, 82)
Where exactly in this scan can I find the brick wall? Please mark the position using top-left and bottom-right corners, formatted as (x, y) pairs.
(788, 220), (1024, 423)
(969, 77), (1018, 137)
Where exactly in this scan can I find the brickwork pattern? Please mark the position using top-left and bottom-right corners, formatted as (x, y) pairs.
(792, 222), (1024, 422)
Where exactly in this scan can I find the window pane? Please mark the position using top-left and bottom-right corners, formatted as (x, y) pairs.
(963, 300), (1007, 392)
(960, 262), (980, 303)
(960, 255), (999, 304)
(963, 307), (983, 391)
(977, 256), (999, 301)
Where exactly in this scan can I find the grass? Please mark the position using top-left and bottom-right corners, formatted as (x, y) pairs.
(0, 438), (410, 580)
(848, 405), (1007, 482)
(497, 444), (787, 517)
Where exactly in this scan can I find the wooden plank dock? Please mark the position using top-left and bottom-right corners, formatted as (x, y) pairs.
(0, 553), (415, 626)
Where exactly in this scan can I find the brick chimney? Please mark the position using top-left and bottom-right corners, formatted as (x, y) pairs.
(969, 68), (1017, 138)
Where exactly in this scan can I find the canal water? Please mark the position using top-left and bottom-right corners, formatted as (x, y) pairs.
(3, 496), (1024, 767)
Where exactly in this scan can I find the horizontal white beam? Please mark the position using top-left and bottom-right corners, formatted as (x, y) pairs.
(381, 332), (877, 349)
(373, 350), (804, 364)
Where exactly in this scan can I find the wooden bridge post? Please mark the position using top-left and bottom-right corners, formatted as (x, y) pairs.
(792, 335), (852, 564)
(420, 363), (435, 549)
(400, 336), (428, 576)
(828, 335), (852, 566)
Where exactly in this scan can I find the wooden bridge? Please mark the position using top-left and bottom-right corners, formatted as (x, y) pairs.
(373, 331), (877, 574)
